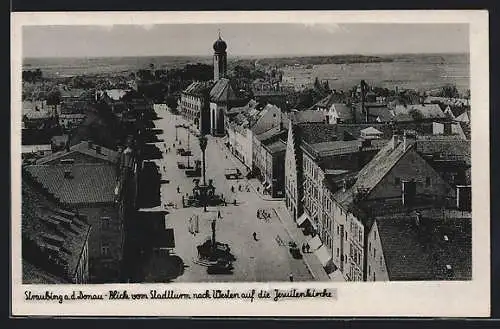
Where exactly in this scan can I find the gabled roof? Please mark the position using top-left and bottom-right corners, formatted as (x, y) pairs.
(456, 111), (470, 123)
(24, 110), (52, 120)
(60, 88), (86, 98)
(183, 81), (213, 96)
(376, 215), (471, 280)
(25, 163), (118, 205)
(329, 103), (353, 120)
(37, 141), (119, 165)
(360, 126), (383, 136)
(394, 104), (446, 120)
(263, 140), (287, 154)
(311, 92), (346, 109)
(105, 89), (129, 101)
(249, 104), (281, 134)
(353, 139), (411, 196)
(227, 99), (259, 115)
(209, 78), (239, 103)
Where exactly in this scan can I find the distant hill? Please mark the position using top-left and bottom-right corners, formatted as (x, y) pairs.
(254, 55), (392, 67)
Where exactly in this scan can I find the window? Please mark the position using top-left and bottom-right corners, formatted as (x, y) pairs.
(373, 273), (376, 281)
(350, 244), (353, 258)
(395, 177), (401, 185)
(374, 230), (377, 240)
(374, 248), (377, 258)
(336, 248), (339, 257)
(100, 217), (111, 229)
(101, 244), (110, 257)
(337, 226), (340, 235)
(345, 231), (347, 241)
(368, 265), (371, 276)
(425, 177), (431, 187)
(380, 256), (383, 267)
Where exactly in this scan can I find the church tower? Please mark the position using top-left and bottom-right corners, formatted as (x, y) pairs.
(213, 32), (227, 81)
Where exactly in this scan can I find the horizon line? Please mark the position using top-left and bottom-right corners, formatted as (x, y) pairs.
(23, 51), (469, 61)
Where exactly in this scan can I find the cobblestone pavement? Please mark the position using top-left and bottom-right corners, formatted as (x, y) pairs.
(151, 110), (315, 282)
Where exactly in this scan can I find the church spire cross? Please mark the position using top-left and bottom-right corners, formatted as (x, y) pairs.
(218, 29), (222, 39)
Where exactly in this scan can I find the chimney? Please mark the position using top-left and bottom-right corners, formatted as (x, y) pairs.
(342, 179), (347, 192)
(391, 134), (400, 150)
(88, 140), (93, 149)
(96, 145), (102, 154)
(403, 131), (407, 151)
(64, 169), (73, 179)
(414, 211), (421, 227)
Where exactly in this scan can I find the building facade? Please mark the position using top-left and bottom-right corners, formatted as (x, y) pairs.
(179, 82), (213, 135)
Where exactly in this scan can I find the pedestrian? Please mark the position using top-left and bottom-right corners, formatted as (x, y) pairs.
(252, 232), (257, 241)
(231, 186), (235, 193)
(218, 210), (222, 219)
(301, 244), (306, 253)
(289, 273), (294, 282)
(306, 244), (310, 253)
(177, 186), (180, 193)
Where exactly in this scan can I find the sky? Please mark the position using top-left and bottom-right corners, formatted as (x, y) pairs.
(22, 23), (469, 58)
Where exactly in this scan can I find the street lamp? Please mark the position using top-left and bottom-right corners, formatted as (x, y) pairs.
(198, 134), (208, 212)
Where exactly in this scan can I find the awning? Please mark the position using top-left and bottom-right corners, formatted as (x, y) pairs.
(296, 212), (310, 226)
(328, 269), (346, 282)
(315, 245), (333, 267)
(307, 235), (322, 251)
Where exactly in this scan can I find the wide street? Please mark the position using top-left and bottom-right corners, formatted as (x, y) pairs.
(152, 109), (314, 282)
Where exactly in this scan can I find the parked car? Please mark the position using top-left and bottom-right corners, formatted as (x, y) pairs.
(224, 168), (242, 180)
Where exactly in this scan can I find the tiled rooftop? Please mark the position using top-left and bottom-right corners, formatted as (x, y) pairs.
(209, 78), (239, 103)
(24, 110), (52, 120)
(353, 139), (410, 196)
(25, 163), (119, 205)
(394, 104), (446, 120)
(183, 81), (213, 96)
(37, 141), (119, 165)
(296, 123), (338, 145)
(264, 140), (287, 154)
(22, 180), (91, 282)
(375, 214), (471, 280)
(255, 125), (283, 142)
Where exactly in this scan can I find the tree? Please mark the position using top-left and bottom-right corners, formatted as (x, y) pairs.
(46, 89), (61, 106)
(440, 85), (459, 98)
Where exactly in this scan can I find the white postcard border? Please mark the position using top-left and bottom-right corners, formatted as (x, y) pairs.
(11, 10), (490, 317)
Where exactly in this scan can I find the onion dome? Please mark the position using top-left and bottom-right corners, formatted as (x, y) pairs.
(213, 34), (227, 52)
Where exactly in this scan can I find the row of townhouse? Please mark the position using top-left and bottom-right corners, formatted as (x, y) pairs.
(285, 120), (472, 281)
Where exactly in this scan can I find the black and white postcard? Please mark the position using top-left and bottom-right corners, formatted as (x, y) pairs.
(11, 10), (490, 317)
